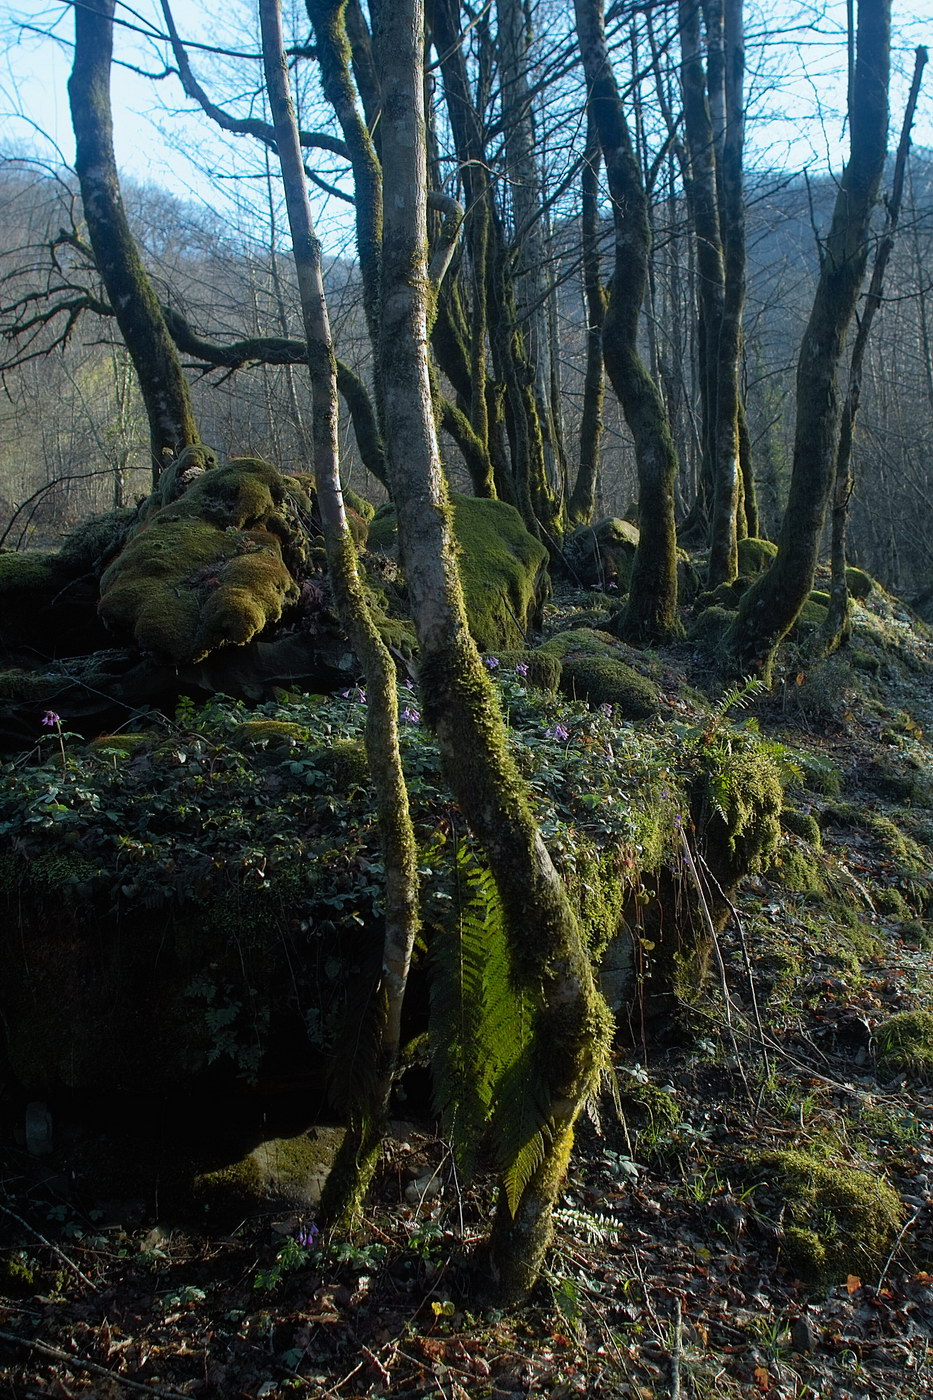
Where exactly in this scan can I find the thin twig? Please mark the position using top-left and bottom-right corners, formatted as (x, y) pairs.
(670, 1296), (683, 1400)
(0, 1328), (190, 1399)
(877, 1199), (927, 1290)
(0, 1201), (95, 1289)
(678, 825), (754, 1105)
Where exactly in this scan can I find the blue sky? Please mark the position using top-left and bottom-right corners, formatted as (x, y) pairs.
(1, 0), (930, 245)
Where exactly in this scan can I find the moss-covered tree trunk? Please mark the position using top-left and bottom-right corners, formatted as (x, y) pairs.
(568, 116), (607, 527)
(574, 0), (680, 641)
(68, 0), (203, 483)
(260, 0), (420, 1225)
(725, 0), (890, 680)
(374, 0), (611, 1304)
(820, 44), (926, 654)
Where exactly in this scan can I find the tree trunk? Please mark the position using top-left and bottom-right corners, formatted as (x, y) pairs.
(373, 0), (611, 1303)
(68, 0), (203, 482)
(574, 0), (680, 641)
(725, 0), (890, 680)
(568, 114), (606, 526)
(70, 0), (204, 487)
(260, 0), (420, 1226)
(820, 44), (926, 653)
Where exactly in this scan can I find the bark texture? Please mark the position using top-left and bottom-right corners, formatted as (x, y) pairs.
(374, 0), (611, 1304)
(725, 0), (890, 680)
(68, 0), (203, 481)
(260, 0), (419, 1225)
(575, 0), (680, 641)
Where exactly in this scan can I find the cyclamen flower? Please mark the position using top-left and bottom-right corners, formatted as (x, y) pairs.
(41, 711), (61, 728)
(483, 656), (499, 669)
(401, 705), (420, 724)
(546, 722), (569, 742)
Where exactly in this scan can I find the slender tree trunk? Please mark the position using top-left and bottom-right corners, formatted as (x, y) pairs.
(725, 0), (890, 680)
(260, 0), (420, 1226)
(575, 0), (680, 641)
(68, 0), (203, 482)
(820, 44), (927, 652)
(373, 0), (611, 1303)
(569, 114), (606, 526)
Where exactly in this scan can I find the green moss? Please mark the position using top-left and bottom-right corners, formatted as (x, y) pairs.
(771, 843), (827, 898)
(58, 508), (137, 572)
(796, 594), (830, 630)
(490, 649), (561, 693)
(0, 550), (61, 595)
(616, 1069), (679, 1146)
(87, 732), (153, 756)
(539, 627), (618, 661)
(737, 536), (777, 575)
(99, 460), (306, 663)
(232, 720), (306, 749)
(368, 494), (549, 650)
(192, 1129), (344, 1215)
(874, 1010), (933, 1081)
(845, 565), (875, 599)
(780, 807), (822, 846)
(564, 517), (639, 590)
(450, 494), (550, 649)
(314, 738), (369, 788)
(559, 655), (658, 718)
(0, 1254), (37, 1296)
(343, 487), (376, 522)
(694, 743), (784, 881)
(688, 605), (734, 648)
(750, 1148), (902, 1281)
(0, 668), (68, 703)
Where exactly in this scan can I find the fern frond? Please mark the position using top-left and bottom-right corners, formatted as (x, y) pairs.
(553, 1205), (622, 1245)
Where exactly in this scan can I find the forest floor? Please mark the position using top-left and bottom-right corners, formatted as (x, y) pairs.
(3, 577), (933, 1400)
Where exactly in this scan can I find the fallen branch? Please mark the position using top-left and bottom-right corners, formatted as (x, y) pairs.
(0, 1202), (95, 1290)
(0, 1327), (190, 1399)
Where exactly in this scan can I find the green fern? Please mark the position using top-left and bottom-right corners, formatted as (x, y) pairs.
(428, 842), (549, 1205)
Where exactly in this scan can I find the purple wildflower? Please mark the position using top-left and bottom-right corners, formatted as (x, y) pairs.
(41, 711), (61, 728)
(483, 655), (500, 670)
(599, 702), (613, 718)
(515, 662), (529, 678)
(295, 1224), (319, 1248)
(341, 687), (367, 704)
(546, 722), (570, 742)
(401, 705), (420, 724)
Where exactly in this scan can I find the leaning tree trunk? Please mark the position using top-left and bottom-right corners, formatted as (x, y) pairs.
(373, 0), (611, 1304)
(724, 0), (890, 681)
(820, 44), (927, 653)
(568, 114), (607, 526)
(260, 0), (420, 1226)
(68, 0), (203, 482)
(574, 0), (680, 641)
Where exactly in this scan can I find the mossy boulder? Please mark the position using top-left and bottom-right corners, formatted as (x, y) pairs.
(749, 1148), (902, 1282)
(737, 536), (777, 576)
(564, 517), (640, 591)
(368, 493), (549, 650)
(688, 606), (734, 649)
(99, 459), (309, 664)
(488, 650), (561, 693)
(539, 628), (659, 717)
(780, 807), (822, 846)
(874, 1010), (933, 1081)
(845, 565), (875, 600)
(192, 1128), (345, 1215)
(559, 655), (658, 718)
